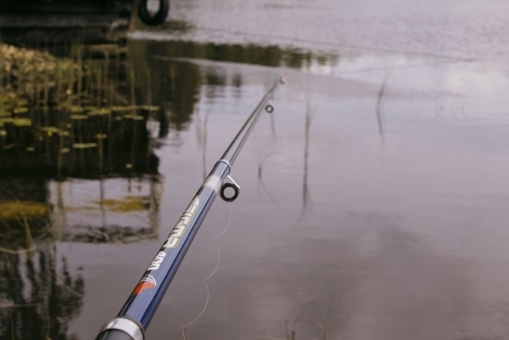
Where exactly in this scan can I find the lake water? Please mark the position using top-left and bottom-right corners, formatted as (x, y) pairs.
(2, 0), (509, 339)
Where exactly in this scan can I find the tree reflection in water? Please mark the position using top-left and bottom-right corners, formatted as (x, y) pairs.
(0, 229), (84, 340)
(0, 21), (343, 339)
(0, 39), (164, 339)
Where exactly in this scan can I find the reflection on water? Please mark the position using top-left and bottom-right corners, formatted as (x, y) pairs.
(301, 100), (313, 216)
(0, 177), (84, 340)
(0, 43), (162, 177)
(50, 176), (161, 243)
(0, 35), (342, 338)
(375, 73), (388, 147)
(0, 39), (164, 339)
(4, 1), (509, 338)
(194, 109), (210, 180)
(0, 248), (84, 340)
(146, 40), (339, 71)
(127, 38), (340, 134)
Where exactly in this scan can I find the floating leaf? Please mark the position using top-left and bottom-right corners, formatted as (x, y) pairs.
(15, 99), (29, 106)
(40, 126), (59, 133)
(124, 114), (144, 120)
(112, 105), (139, 112)
(73, 143), (97, 149)
(111, 106), (129, 112)
(70, 114), (88, 120)
(14, 107), (29, 114)
(13, 118), (31, 126)
(88, 108), (111, 116)
(139, 105), (160, 112)
(70, 106), (85, 113)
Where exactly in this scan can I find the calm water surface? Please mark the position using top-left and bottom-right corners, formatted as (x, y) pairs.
(3, 0), (509, 339)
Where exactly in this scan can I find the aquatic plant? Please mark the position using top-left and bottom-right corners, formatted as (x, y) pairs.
(0, 43), (162, 177)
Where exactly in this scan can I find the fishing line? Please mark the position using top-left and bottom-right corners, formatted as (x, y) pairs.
(181, 206), (232, 339)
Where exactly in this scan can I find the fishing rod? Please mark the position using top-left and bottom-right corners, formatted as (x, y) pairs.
(95, 73), (286, 340)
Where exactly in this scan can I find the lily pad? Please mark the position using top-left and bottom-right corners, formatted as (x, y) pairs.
(139, 105), (160, 112)
(112, 105), (138, 112)
(111, 106), (128, 112)
(73, 143), (97, 149)
(88, 108), (111, 116)
(70, 114), (88, 120)
(13, 107), (29, 114)
(12, 118), (32, 127)
(40, 126), (59, 133)
(124, 114), (144, 120)
(70, 106), (85, 113)
(15, 99), (29, 106)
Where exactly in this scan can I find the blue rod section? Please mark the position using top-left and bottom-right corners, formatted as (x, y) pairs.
(119, 161), (230, 328)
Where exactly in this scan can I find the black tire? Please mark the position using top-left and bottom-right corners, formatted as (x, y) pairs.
(138, 0), (170, 26)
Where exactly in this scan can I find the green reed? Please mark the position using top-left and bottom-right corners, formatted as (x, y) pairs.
(0, 42), (160, 176)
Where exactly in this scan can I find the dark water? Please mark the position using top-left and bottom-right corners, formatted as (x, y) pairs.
(3, 0), (509, 339)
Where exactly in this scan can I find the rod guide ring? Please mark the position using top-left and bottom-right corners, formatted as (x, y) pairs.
(220, 175), (240, 202)
(265, 99), (274, 113)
